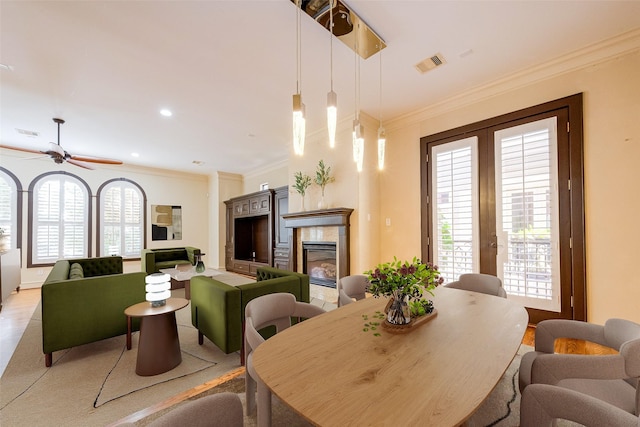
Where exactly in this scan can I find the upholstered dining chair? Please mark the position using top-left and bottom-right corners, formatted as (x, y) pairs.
(122, 392), (243, 427)
(444, 273), (507, 298)
(521, 383), (640, 427)
(245, 292), (326, 427)
(519, 318), (640, 425)
(337, 274), (369, 307)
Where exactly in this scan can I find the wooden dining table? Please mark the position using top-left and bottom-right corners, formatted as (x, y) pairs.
(252, 286), (529, 426)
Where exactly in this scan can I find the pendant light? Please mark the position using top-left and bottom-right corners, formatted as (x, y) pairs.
(377, 44), (386, 170)
(292, 0), (306, 156)
(352, 22), (364, 172)
(327, 0), (337, 149)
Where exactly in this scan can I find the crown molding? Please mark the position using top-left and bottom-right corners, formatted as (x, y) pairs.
(385, 28), (640, 131)
(242, 158), (289, 181)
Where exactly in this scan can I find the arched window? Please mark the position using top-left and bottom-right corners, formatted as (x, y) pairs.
(29, 172), (91, 266)
(97, 178), (146, 258)
(0, 168), (23, 250)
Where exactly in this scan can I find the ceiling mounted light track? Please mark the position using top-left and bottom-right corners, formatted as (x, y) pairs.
(291, 0), (386, 60)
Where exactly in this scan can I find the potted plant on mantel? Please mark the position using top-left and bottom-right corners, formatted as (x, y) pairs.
(315, 159), (335, 209)
(293, 171), (312, 211)
(365, 257), (444, 327)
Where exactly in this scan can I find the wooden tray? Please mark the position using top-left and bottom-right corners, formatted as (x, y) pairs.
(381, 309), (438, 333)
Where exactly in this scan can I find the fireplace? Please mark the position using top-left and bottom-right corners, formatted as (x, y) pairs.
(283, 208), (354, 286)
(303, 241), (337, 288)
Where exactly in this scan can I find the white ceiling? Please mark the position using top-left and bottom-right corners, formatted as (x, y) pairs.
(2, 1), (639, 175)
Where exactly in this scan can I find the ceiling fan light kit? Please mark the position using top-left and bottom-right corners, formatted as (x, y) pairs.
(0, 117), (123, 170)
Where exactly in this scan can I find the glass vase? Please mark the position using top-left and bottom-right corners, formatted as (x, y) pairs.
(387, 290), (411, 325)
(195, 253), (205, 273)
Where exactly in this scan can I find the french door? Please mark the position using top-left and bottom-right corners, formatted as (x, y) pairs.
(421, 95), (585, 323)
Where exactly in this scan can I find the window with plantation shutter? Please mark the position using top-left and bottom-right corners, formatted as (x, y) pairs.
(0, 168), (21, 250)
(494, 117), (560, 312)
(31, 173), (89, 264)
(98, 179), (145, 258)
(431, 137), (479, 283)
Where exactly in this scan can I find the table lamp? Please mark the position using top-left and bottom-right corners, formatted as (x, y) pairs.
(145, 273), (171, 307)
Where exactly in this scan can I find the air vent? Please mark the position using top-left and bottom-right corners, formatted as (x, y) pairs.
(16, 128), (40, 137)
(415, 53), (446, 74)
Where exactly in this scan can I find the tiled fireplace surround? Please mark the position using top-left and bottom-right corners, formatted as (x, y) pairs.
(282, 208), (354, 284)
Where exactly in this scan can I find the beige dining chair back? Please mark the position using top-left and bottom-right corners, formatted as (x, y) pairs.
(245, 292), (326, 427)
(444, 273), (507, 298)
(120, 392), (243, 427)
(337, 274), (369, 307)
(519, 318), (640, 426)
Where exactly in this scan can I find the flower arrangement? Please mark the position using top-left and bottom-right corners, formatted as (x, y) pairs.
(365, 256), (444, 320)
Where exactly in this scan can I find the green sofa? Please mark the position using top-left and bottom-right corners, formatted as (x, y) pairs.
(190, 267), (310, 361)
(41, 256), (147, 367)
(141, 246), (201, 274)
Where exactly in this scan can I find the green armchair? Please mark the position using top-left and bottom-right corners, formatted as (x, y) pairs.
(190, 267), (310, 362)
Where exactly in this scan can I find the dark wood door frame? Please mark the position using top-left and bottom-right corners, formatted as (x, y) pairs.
(420, 93), (586, 323)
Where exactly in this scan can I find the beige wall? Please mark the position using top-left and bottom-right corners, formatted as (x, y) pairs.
(242, 160), (289, 194)
(1, 154), (210, 287)
(287, 112), (381, 276)
(381, 49), (640, 324)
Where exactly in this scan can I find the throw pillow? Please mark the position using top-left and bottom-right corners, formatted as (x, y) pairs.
(69, 263), (84, 279)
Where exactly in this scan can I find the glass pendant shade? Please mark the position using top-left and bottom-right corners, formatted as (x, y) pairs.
(352, 120), (364, 172)
(293, 93), (306, 156)
(352, 119), (362, 162)
(356, 137), (364, 172)
(327, 90), (337, 148)
(377, 126), (386, 170)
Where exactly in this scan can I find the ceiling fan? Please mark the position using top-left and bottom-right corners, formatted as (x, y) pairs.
(0, 118), (123, 170)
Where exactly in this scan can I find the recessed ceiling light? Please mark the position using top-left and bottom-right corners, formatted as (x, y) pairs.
(192, 160), (204, 165)
(160, 109), (172, 117)
(131, 152), (140, 158)
(0, 63), (13, 71)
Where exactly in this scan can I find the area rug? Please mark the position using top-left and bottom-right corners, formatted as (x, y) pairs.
(0, 273), (254, 427)
(130, 345), (534, 427)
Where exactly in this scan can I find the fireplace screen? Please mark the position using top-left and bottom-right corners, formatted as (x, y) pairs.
(302, 241), (337, 288)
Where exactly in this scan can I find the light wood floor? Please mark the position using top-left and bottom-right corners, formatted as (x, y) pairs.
(0, 288), (617, 424)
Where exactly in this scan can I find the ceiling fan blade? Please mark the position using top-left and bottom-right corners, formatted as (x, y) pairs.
(66, 159), (95, 170)
(69, 154), (123, 165)
(0, 144), (47, 155)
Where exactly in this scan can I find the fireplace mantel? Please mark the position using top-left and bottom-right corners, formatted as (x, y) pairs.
(283, 208), (353, 280)
(282, 208), (353, 228)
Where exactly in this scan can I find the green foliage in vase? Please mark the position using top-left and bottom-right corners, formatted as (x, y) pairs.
(365, 256), (444, 316)
(314, 159), (335, 197)
(293, 171), (312, 197)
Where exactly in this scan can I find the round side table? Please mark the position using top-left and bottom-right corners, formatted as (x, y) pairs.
(124, 297), (188, 376)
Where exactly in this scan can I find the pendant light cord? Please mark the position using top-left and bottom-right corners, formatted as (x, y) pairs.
(354, 22), (359, 120)
(296, 0), (302, 94)
(379, 44), (383, 126)
(329, 0), (334, 91)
